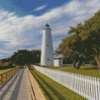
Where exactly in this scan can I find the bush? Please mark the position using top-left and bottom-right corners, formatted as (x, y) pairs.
(89, 60), (97, 65)
(26, 63), (34, 70)
(0, 62), (15, 70)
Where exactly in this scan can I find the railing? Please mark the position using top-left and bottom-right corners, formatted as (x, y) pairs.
(33, 65), (100, 100)
(63, 64), (90, 66)
(26, 66), (46, 100)
(63, 64), (72, 66)
(0, 66), (20, 86)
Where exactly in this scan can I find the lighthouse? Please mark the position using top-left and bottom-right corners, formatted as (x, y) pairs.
(41, 23), (54, 66)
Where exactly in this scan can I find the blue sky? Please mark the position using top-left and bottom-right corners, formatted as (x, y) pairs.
(0, 0), (100, 59)
(0, 0), (71, 16)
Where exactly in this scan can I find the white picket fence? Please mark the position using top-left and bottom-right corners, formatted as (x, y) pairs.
(63, 64), (72, 66)
(33, 65), (100, 100)
(63, 64), (90, 66)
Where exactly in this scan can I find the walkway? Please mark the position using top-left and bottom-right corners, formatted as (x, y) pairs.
(0, 67), (31, 100)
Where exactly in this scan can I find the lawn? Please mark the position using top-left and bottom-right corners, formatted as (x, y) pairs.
(30, 69), (86, 100)
(40, 65), (100, 78)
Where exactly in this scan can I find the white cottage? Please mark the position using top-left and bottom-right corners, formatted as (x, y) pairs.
(54, 58), (63, 67)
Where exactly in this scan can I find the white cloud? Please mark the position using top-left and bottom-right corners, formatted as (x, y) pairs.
(29, 45), (41, 50)
(86, 0), (99, 7)
(0, 54), (4, 57)
(35, 4), (47, 11)
(76, 10), (86, 15)
(89, 8), (100, 14)
(0, 0), (100, 59)
(0, 50), (12, 54)
(36, 7), (63, 22)
(63, 1), (81, 14)
(53, 41), (62, 51)
(52, 27), (69, 35)
(73, 16), (86, 21)
(29, 4), (47, 13)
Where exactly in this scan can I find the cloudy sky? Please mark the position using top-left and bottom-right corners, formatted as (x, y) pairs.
(0, 0), (100, 59)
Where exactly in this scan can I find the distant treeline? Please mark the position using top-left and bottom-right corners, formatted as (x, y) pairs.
(0, 49), (41, 69)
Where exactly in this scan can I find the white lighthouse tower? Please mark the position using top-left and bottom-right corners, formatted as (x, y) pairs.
(41, 23), (54, 66)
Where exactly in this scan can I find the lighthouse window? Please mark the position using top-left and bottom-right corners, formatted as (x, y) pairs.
(47, 58), (49, 61)
(36, 54), (39, 57)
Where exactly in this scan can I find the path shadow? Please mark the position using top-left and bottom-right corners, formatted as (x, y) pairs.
(9, 69), (24, 100)
(0, 69), (23, 100)
(33, 71), (67, 100)
(0, 69), (21, 90)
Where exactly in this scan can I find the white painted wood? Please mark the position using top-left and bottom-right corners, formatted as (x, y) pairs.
(54, 59), (63, 67)
(33, 65), (100, 100)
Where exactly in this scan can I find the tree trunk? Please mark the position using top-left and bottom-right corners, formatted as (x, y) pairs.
(96, 59), (100, 73)
(72, 60), (76, 69)
(72, 56), (84, 69)
(72, 60), (82, 69)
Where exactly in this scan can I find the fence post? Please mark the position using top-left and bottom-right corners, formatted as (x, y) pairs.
(97, 78), (100, 100)
(88, 76), (90, 99)
(9, 71), (10, 77)
(71, 73), (74, 91)
(10, 70), (12, 76)
(1, 74), (3, 84)
(33, 65), (100, 100)
(95, 77), (98, 100)
(93, 77), (95, 100)
(0, 66), (20, 86)
(6, 72), (7, 80)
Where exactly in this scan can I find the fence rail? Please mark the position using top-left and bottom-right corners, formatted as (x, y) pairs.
(33, 65), (100, 100)
(63, 64), (72, 66)
(0, 66), (20, 86)
(63, 64), (90, 66)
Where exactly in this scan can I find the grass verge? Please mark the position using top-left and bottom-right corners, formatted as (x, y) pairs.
(30, 69), (86, 100)
(42, 65), (100, 78)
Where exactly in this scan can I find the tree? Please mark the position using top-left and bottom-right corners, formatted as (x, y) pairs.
(11, 49), (41, 65)
(55, 31), (84, 69)
(29, 50), (41, 64)
(11, 49), (29, 65)
(62, 56), (73, 64)
(79, 10), (100, 72)
(56, 10), (100, 72)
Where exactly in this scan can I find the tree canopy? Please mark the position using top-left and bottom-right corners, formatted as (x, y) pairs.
(56, 10), (100, 72)
(1, 49), (41, 66)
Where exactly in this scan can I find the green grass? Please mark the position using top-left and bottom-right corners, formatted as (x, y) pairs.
(42, 65), (100, 78)
(30, 69), (86, 100)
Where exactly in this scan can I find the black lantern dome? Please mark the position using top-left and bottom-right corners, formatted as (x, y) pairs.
(45, 23), (49, 27)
